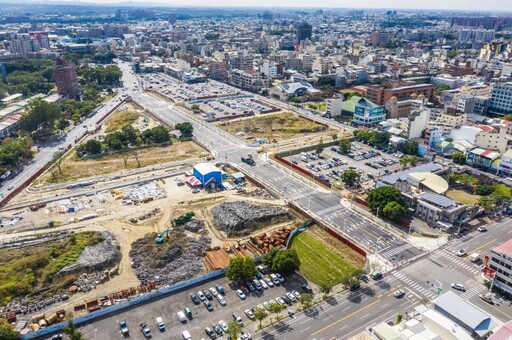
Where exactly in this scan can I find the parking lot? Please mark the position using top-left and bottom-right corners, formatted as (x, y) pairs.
(141, 74), (239, 101)
(77, 272), (312, 340)
(284, 142), (403, 186)
(189, 97), (276, 122)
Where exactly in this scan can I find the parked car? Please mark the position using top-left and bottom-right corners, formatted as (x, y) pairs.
(212, 324), (223, 335)
(218, 320), (229, 332)
(139, 322), (151, 338)
(191, 294), (200, 304)
(203, 290), (213, 300)
(240, 284), (250, 294)
(209, 287), (218, 296)
(197, 291), (206, 301)
(204, 301), (214, 311)
(259, 279), (269, 289)
(281, 295), (292, 305)
(479, 294), (494, 304)
(216, 294), (226, 306)
(245, 309), (255, 320)
(236, 289), (246, 300)
(372, 272), (383, 280)
(477, 226), (487, 232)
(204, 327), (217, 339)
(215, 285), (225, 294)
(232, 312), (244, 325)
(302, 284), (313, 293)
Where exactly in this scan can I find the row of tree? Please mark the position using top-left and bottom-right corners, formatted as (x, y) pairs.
(367, 186), (407, 221)
(353, 130), (390, 149)
(0, 59), (55, 98)
(0, 137), (34, 167)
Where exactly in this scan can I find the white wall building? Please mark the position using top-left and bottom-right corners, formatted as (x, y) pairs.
(489, 239), (512, 296)
(407, 109), (430, 139)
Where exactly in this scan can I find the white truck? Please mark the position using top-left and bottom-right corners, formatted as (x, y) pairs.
(470, 253), (480, 262)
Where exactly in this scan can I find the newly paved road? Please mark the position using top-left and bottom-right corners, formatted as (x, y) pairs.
(120, 62), (423, 264)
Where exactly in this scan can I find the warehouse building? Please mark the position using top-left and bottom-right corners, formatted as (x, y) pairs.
(192, 163), (222, 188)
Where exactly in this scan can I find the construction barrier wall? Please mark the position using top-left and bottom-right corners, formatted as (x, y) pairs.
(20, 268), (228, 339)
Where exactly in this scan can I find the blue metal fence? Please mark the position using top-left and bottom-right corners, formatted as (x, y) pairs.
(21, 268), (227, 339)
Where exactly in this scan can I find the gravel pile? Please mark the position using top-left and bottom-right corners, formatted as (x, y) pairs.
(58, 231), (121, 276)
(131, 234), (210, 286)
(211, 201), (290, 237)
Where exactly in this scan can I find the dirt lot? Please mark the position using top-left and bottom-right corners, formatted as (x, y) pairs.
(37, 141), (206, 184)
(216, 112), (334, 142)
(104, 102), (158, 133)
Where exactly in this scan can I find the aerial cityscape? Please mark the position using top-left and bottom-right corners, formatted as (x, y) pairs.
(0, 2), (511, 340)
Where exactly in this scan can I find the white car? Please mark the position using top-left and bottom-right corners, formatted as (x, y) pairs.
(257, 304), (265, 311)
(236, 289), (246, 300)
(263, 301), (270, 310)
(197, 290), (206, 301)
(276, 297), (286, 305)
(456, 249), (467, 257)
(245, 309), (255, 320)
(451, 283), (465, 291)
(292, 290), (301, 299)
(209, 287), (218, 296)
(286, 292), (297, 302)
(216, 294), (226, 306)
(219, 320), (228, 332)
(264, 277), (274, 287)
(393, 290), (405, 298)
(477, 226), (487, 232)
(259, 279), (269, 289)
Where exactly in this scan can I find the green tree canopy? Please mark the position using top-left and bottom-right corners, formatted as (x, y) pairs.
(19, 99), (62, 135)
(79, 139), (102, 155)
(271, 249), (301, 275)
(226, 256), (257, 282)
(452, 152), (466, 165)
(227, 320), (243, 339)
(0, 137), (33, 166)
(341, 168), (361, 187)
(367, 186), (406, 214)
(401, 141), (418, 156)
(435, 84), (451, 94)
(338, 138), (351, 154)
(175, 122), (194, 137)
(382, 201), (407, 221)
(262, 248), (279, 267)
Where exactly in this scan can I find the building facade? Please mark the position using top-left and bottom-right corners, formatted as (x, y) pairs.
(490, 83), (512, 114)
(53, 57), (79, 98)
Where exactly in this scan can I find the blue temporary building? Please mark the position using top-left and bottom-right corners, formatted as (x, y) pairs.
(192, 163), (222, 188)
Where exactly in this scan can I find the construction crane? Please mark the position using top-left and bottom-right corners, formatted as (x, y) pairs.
(155, 228), (169, 244)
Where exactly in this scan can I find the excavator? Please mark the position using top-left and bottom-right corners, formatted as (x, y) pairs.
(155, 228), (169, 244)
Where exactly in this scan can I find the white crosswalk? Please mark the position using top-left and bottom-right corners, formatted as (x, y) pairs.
(390, 270), (437, 299)
(433, 249), (482, 275)
(460, 279), (487, 300)
(380, 243), (416, 258)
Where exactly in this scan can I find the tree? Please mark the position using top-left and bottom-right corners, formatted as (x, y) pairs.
(401, 141), (418, 156)
(63, 319), (85, 340)
(262, 248), (279, 267)
(319, 283), (333, 299)
(299, 293), (314, 309)
(53, 151), (65, 175)
(80, 139), (102, 155)
(0, 137), (33, 166)
(175, 122), (194, 137)
(267, 301), (285, 324)
(271, 249), (301, 275)
(435, 84), (450, 94)
(478, 196), (495, 210)
(226, 256), (257, 282)
(315, 138), (324, 156)
(132, 151), (141, 168)
(338, 138), (351, 154)
(254, 308), (268, 328)
(368, 261), (382, 275)
(340, 168), (361, 187)
(191, 104), (200, 111)
(0, 318), (18, 340)
(19, 99), (62, 135)
(367, 186), (406, 215)
(330, 132), (338, 141)
(56, 118), (70, 132)
(382, 201), (407, 221)
(475, 184), (495, 196)
(453, 152), (466, 165)
(227, 320), (242, 339)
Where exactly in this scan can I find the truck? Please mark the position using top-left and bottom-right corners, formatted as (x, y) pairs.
(470, 252), (480, 262)
(119, 320), (129, 336)
(241, 153), (256, 166)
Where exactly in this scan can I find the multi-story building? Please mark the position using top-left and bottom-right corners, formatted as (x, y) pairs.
(296, 22), (312, 42)
(407, 109), (431, 139)
(370, 31), (391, 46)
(54, 57), (79, 98)
(261, 60), (277, 78)
(497, 149), (512, 177)
(366, 81), (435, 105)
(326, 97), (343, 117)
(233, 52), (254, 71)
(474, 125), (509, 155)
(229, 69), (269, 92)
(456, 94), (476, 113)
(490, 82), (512, 114)
(386, 95), (428, 119)
(350, 97), (386, 127)
(6, 34), (40, 55)
(443, 60), (475, 77)
(489, 239), (512, 296)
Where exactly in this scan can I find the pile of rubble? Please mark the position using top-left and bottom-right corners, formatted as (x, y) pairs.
(129, 208), (162, 224)
(211, 201), (290, 237)
(130, 232), (211, 285)
(71, 265), (120, 293)
(58, 231), (121, 276)
(177, 219), (205, 233)
(2, 293), (69, 315)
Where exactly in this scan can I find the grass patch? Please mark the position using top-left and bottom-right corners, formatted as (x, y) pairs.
(0, 232), (103, 305)
(290, 226), (364, 288)
(446, 189), (480, 205)
(218, 113), (332, 142)
(38, 141), (207, 184)
(105, 110), (140, 133)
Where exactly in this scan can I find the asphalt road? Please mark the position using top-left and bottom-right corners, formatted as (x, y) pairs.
(0, 93), (123, 199)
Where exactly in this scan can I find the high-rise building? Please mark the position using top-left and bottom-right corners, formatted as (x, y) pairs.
(490, 83), (512, 114)
(54, 57), (79, 98)
(296, 22), (312, 43)
(370, 31), (391, 46)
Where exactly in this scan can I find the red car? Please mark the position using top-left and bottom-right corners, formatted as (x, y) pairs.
(240, 284), (250, 294)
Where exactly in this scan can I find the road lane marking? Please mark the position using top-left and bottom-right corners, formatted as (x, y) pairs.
(339, 325), (348, 331)
(380, 303), (389, 309)
(360, 313), (370, 320)
(310, 299), (382, 337)
(472, 238), (497, 253)
(300, 326), (311, 332)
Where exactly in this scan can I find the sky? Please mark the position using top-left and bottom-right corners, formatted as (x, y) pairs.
(42, 0), (511, 12)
